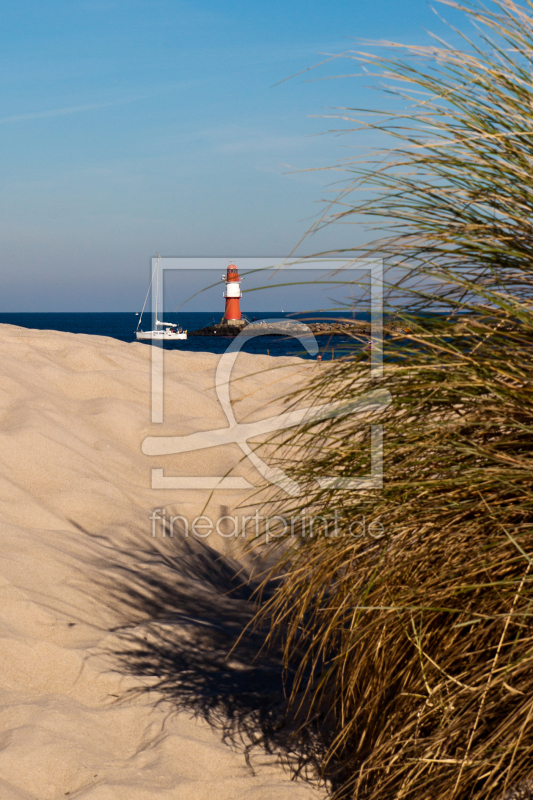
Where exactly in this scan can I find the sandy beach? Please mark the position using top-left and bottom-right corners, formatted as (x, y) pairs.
(0, 322), (323, 800)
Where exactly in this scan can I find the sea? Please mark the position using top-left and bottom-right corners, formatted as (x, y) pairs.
(0, 311), (372, 360)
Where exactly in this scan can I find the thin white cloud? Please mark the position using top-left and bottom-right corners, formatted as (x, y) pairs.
(0, 99), (133, 125)
(0, 80), (204, 126)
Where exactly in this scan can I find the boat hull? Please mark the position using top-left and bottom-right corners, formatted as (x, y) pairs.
(136, 331), (187, 341)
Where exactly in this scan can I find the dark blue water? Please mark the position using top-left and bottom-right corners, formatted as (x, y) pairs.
(0, 312), (371, 360)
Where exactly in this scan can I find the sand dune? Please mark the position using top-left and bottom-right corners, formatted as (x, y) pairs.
(0, 324), (323, 800)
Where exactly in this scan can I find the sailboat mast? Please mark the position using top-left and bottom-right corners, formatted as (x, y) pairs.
(152, 253), (163, 327)
(155, 255), (159, 326)
(136, 256), (158, 332)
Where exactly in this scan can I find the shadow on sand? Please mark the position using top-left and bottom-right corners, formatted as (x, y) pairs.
(85, 521), (338, 791)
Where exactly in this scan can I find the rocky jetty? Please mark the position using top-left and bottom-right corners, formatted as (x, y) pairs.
(308, 321), (371, 335)
(189, 319), (407, 338)
(307, 320), (412, 336)
(188, 322), (246, 337)
(189, 320), (315, 337)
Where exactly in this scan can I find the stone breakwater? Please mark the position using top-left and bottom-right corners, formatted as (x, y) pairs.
(189, 322), (249, 337)
(304, 321), (407, 336)
(189, 320), (406, 338)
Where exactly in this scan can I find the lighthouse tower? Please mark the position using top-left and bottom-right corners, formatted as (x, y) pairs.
(222, 263), (244, 325)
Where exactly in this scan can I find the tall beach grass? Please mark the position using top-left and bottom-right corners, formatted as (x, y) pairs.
(252, 2), (533, 798)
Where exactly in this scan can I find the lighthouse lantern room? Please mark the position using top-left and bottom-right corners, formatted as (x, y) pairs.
(221, 263), (245, 326)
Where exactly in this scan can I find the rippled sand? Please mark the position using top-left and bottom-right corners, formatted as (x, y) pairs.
(0, 323), (322, 800)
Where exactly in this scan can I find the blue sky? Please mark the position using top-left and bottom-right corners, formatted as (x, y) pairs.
(0, 0), (466, 311)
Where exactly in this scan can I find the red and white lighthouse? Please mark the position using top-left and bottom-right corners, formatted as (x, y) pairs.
(222, 263), (243, 323)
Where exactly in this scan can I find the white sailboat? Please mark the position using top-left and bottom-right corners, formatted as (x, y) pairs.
(136, 255), (187, 341)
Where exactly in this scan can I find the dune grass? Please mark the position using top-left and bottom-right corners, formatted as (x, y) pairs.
(250, 2), (533, 798)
